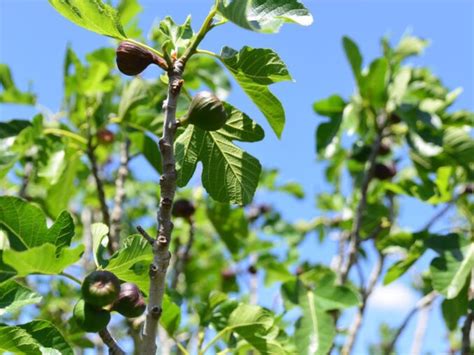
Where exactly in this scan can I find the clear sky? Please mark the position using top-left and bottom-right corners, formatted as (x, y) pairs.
(1, 0), (473, 354)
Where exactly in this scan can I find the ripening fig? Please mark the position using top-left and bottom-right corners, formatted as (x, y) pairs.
(180, 92), (228, 131)
(116, 41), (162, 76)
(112, 283), (146, 318)
(97, 129), (114, 145)
(172, 199), (196, 219)
(81, 271), (120, 307)
(374, 162), (397, 180)
(73, 299), (111, 333)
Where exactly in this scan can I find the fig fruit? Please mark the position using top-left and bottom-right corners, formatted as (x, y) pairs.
(374, 163), (397, 180)
(116, 41), (163, 76)
(389, 113), (402, 124)
(112, 283), (146, 318)
(181, 92), (228, 131)
(378, 142), (391, 156)
(97, 129), (114, 144)
(73, 299), (111, 333)
(172, 199), (196, 219)
(81, 271), (120, 307)
(247, 265), (257, 274)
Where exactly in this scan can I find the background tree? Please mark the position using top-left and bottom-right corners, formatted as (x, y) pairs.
(0, 0), (473, 354)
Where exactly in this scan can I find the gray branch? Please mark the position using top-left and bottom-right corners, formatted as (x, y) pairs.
(142, 62), (184, 355)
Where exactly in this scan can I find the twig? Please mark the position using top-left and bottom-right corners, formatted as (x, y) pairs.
(86, 132), (112, 253)
(338, 114), (386, 284)
(385, 291), (437, 354)
(98, 329), (125, 355)
(18, 161), (33, 199)
(109, 139), (130, 251)
(409, 299), (433, 355)
(342, 248), (385, 355)
(461, 311), (473, 355)
(171, 218), (195, 289)
(422, 196), (458, 231)
(137, 226), (155, 245)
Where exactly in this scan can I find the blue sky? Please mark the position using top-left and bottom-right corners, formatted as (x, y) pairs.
(1, 0), (473, 353)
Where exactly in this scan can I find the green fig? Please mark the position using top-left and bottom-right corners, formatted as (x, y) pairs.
(181, 92), (228, 131)
(81, 271), (120, 307)
(73, 299), (111, 332)
(112, 282), (146, 318)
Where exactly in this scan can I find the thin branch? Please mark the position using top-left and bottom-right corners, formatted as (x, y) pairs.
(86, 132), (112, 253)
(422, 196), (458, 231)
(98, 329), (125, 355)
(342, 249), (385, 355)
(409, 300), (433, 355)
(137, 226), (155, 245)
(18, 161), (33, 199)
(338, 114), (386, 284)
(385, 291), (437, 354)
(461, 311), (473, 355)
(171, 218), (195, 289)
(109, 139), (130, 252)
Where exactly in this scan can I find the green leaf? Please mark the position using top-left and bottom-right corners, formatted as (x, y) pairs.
(118, 78), (149, 120)
(175, 103), (264, 205)
(0, 320), (73, 354)
(428, 234), (474, 299)
(313, 95), (346, 117)
(217, 0), (313, 33)
(342, 36), (363, 85)
(207, 202), (249, 256)
(394, 35), (429, 62)
(48, 0), (127, 39)
(220, 46), (292, 137)
(295, 289), (336, 355)
(227, 304), (288, 353)
(0, 280), (42, 316)
(0, 120), (31, 139)
(0, 64), (36, 105)
(359, 58), (389, 109)
(160, 295), (181, 336)
(316, 115), (342, 154)
(91, 223), (109, 268)
(441, 281), (469, 330)
(3, 243), (84, 277)
(151, 16), (193, 56)
(104, 235), (152, 293)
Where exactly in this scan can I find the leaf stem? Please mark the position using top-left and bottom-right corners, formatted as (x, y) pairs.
(195, 49), (219, 58)
(43, 128), (87, 145)
(58, 272), (81, 285)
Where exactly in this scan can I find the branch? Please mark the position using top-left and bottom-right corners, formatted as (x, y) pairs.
(141, 60), (184, 354)
(171, 218), (195, 289)
(339, 114), (386, 284)
(385, 291), (437, 354)
(86, 134), (112, 253)
(409, 300), (433, 355)
(109, 139), (131, 252)
(462, 311), (473, 355)
(98, 329), (125, 355)
(422, 195), (458, 231)
(342, 249), (385, 355)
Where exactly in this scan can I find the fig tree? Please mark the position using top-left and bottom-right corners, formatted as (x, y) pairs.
(81, 271), (120, 307)
(73, 299), (111, 333)
(180, 92), (228, 131)
(112, 282), (146, 318)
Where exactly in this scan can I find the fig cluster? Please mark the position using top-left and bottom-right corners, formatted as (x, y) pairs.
(72, 271), (146, 333)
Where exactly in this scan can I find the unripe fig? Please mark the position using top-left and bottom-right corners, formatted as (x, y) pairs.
(73, 299), (111, 332)
(81, 271), (120, 307)
(172, 199), (196, 219)
(374, 163), (397, 180)
(181, 92), (228, 131)
(97, 129), (114, 144)
(116, 41), (163, 76)
(112, 283), (146, 318)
